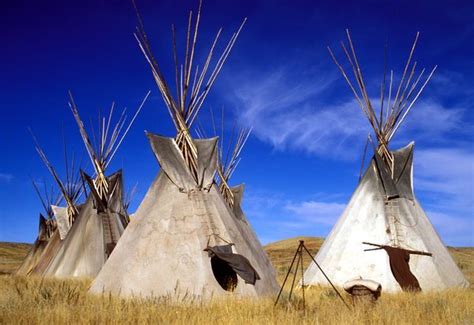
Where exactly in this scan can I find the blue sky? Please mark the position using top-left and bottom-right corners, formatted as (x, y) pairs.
(1, 0), (473, 246)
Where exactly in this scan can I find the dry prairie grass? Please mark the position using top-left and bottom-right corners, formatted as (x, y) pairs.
(0, 275), (472, 324)
(1, 238), (473, 324)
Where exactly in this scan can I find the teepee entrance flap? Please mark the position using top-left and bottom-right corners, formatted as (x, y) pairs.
(205, 244), (260, 286)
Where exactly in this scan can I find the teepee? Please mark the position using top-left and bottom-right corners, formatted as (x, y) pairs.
(90, 2), (278, 299)
(42, 92), (148, 278)
(15, 180), (61, 275)
(25, 132), (83, 276)
(303, 31), (469, 292)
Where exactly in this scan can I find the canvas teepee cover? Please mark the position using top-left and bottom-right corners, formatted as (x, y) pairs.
(303, 31), (469, 292)
(90, 3), (278, 298)
(41, 93), (147, 278)
(16, 180), (58, 276)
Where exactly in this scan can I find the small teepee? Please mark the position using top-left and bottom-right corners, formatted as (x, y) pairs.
(42, 92), (148, 278)
(15, 180), (61, 275)
(90, 2), (278, 299)
(26, 132), (83, 276)
(303, 31), (469, 292)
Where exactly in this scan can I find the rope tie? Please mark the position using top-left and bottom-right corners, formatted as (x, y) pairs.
(66, 205), (78, 226)
(377, 140), (395, 178)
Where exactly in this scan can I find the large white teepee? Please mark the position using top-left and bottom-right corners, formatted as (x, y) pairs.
(90, 2), (279, 299)
(42, 93), (147, 278)
(304, 31), (469, 292)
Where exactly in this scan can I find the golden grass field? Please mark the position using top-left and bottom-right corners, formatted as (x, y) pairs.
(0, 237), (473, 324)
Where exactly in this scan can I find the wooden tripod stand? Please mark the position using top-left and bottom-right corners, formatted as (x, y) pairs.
(274, 240), (349, 309)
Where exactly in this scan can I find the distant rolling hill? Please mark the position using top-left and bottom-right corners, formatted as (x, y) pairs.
(264, 236), (324, 282)
(0, 242), (32, 275)
(1, 238), (472, 286)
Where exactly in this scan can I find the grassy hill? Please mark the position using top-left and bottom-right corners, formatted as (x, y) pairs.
(264, 236), (324, 282)
(447, 246), (474, 287)
(0, 242), (31, 275)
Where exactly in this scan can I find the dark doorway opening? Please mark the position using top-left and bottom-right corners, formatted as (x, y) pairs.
(211, 256), (238, 291)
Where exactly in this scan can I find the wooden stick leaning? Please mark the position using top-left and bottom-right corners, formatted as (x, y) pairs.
(329, 30), (436, 176)
(133, 0), (246, 184)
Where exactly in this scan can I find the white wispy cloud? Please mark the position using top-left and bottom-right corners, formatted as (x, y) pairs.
(427, 211), (473, 247)
(243, 188), (285, 220)
(242, 187), (347, 244)
(0, 173), (14, 182)
(430, 69), (474, 99)
(394, 100), (467, 145)
(415, 147), (474, 205)
(229, 66), (372, 160)
(412, 147), (474, 246)
(284, 200), (345, 226)
(229, 64), (468, 160)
